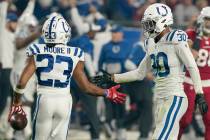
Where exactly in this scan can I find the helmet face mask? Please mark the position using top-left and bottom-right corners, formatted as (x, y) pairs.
(142, 19), (157, 38)
(142, 20), (156, 33)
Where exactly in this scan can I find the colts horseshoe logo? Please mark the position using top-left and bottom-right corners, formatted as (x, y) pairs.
(62, 21), (70, 33)
(156, 6), (168, 16)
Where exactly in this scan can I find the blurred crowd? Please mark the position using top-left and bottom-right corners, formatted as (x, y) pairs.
(0, 0), (209, 140)
(11, 0), (210, 27)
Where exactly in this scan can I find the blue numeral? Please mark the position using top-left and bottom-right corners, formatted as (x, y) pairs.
(36, 54), (73, 88)
(150, 54), (158, 76)
(54, 55), (73, 88)
(157, 52), (170, 77)
(177, 33), (186, 41)
(150, 52), (170, 77)
(36, 54), (54, 86)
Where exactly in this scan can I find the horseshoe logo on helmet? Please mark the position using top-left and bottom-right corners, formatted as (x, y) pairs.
(156, 6), (168, 17)
(62, 21), (70, 33)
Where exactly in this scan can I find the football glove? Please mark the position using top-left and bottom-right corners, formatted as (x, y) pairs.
(196, 94), (208, 115)
(90, 70), (115, 88)
(8, 104), (26, 122)
(104, 85), (126, 104)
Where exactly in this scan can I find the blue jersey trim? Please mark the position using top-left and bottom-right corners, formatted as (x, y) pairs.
(33, 44), (40, 53)
(29, 47), (36, 55)
(169, 30), (177, 41)
(78, 49), (83, 58)
(166, 32), (171, 41)
(74, 48), (78, 56)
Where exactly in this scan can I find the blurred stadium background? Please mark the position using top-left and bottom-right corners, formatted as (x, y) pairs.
(0, 0), (209, 140)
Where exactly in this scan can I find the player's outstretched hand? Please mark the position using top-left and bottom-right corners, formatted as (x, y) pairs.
(8, 104), (26, 122)
(196, 94), (208, 115)
(105, 85), (126, 104)
(89, 70), (114, 87)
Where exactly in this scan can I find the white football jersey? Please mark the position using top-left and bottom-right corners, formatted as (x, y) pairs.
(144, 29), (202, 98)
(26, 44), (84, 94)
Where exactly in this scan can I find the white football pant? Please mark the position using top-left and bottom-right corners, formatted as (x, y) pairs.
(32, 92), (72, 140)
(152, 96), (188, 140)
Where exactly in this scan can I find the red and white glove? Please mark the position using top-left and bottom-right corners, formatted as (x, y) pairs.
(104, 85), (126, 104)
(8, 104), (26, 122)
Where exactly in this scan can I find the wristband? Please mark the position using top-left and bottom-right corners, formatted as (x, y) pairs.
(104, 90), (109, 97)
(14, 87), (25, 94)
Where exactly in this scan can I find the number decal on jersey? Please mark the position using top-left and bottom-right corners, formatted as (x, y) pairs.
(54, 55), (73, 88)
(177, 33), (187, 41)
(36, 54), (54, 86)
(150, 52), (170, 77)
(36, 54), (73, 88)
(196, 49), (210, 67)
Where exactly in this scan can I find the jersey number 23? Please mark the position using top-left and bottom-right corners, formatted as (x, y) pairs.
(36, 54), (73, 88)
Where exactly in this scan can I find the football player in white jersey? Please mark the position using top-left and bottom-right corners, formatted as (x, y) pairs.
(8, 13), (126, 140)
(91, 3), (208, 140)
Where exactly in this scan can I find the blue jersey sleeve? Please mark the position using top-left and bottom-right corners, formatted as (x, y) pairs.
(128, 43), (145, 65)
(82, 42), (94, 56)
(67, 38), (79, 47)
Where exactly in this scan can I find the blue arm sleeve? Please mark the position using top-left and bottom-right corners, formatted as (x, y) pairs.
(129, 45), (146, 65)
(83, 42), (94, 56)
(67, 38), (79, 47)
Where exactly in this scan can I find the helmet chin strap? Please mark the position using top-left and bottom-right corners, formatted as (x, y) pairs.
(154, 27), (170, 43)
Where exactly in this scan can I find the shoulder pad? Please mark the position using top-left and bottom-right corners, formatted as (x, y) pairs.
(26, 43), (41, 57)
(165, 30), (188, 44)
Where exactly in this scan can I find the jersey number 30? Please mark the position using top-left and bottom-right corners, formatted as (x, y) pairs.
(150, 52), (170, 77)
(36, 54), (73, 88)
